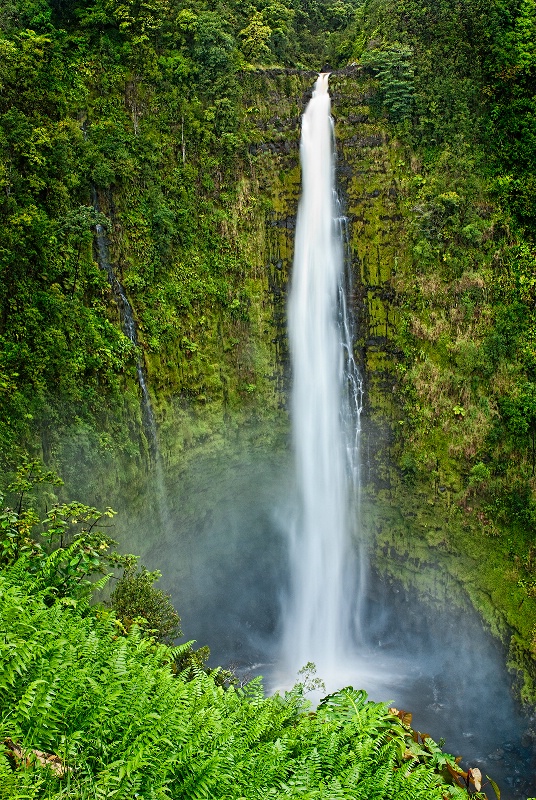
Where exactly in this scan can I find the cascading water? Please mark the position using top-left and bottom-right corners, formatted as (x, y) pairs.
(280, 74), (363, 682)
(91, 188), (158, 458)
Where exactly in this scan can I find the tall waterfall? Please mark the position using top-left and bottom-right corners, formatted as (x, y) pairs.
(281, 73), (363, 681)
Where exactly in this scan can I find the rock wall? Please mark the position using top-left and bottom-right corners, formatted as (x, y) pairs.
(65, 66), (536, 700)
(243, 67), (536, 701)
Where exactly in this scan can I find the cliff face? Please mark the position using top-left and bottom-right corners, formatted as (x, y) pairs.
(45, 67), (535, 698)
(240, 69), (536, 698)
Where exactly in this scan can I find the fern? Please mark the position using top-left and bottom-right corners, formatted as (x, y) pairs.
(0, 565), (483, 800)
(0, 752), (43, 800)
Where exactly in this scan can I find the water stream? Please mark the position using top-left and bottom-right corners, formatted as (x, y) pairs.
(91, 187), (158, 457)
(279, 73), (363, 683)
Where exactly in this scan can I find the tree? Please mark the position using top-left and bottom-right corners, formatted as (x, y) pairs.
(0, 461), (124, 599)
(239, 13), (272, 63)
(194, 13), (236, 82)
(361, 45), (415, 121)
(500, 382), (536, 476)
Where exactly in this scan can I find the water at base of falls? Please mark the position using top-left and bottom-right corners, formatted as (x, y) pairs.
(279, 73), (363, 688)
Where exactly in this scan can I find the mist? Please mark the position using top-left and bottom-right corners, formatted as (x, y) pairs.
(51, 317), (536, 800)
(90, 425), (535, 800)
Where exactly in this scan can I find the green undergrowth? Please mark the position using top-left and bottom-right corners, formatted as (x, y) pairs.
(0, 577), (483, 800)
(0, 469), (492, 800)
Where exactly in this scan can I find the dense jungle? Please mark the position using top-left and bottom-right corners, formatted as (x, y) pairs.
(1, 0), (536, 796)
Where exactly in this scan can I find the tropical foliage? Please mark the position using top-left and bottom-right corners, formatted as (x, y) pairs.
(0, 0), (364, 466)
(344, 0), (536, 613)
(0, 589), (474, 799)
(0, 470), (497, 798)
(0, 0), (535, 791)
(0, 529), (490, 798)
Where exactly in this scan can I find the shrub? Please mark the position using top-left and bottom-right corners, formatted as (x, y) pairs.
(111, 562), (182, 644)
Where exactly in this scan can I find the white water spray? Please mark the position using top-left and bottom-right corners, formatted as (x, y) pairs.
(281, 74), (363, 682)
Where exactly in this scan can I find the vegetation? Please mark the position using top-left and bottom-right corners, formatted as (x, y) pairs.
(1, 0), (536, 790)
(0, 472), (496, 799)
(111, 561), (182, 644)
(0, 0), (363, 469)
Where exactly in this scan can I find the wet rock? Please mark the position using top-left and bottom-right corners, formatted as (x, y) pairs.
(346, 113), (370, 124)
(346, 134), (384, 148)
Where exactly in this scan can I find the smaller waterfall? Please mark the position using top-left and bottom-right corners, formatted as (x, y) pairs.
(337, 211), (364, 491)
(280, 74), (364, 683)
(91, 188), (158, 458)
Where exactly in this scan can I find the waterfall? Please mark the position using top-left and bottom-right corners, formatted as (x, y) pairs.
(281, 74), (363, 681)
(91, 188), (158, 458)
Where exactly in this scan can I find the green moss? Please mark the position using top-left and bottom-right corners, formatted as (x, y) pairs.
(363, 481), (536, 701)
